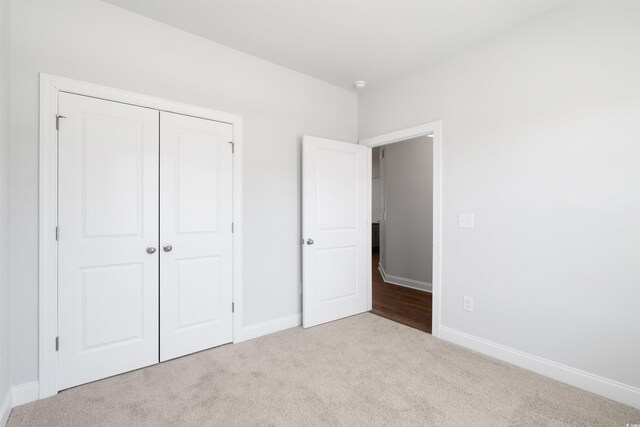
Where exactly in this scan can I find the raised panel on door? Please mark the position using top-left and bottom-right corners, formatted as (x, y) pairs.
(302, 136), (370, 328)
(160, 111), (233, 362)
(57, 92), (159, 390)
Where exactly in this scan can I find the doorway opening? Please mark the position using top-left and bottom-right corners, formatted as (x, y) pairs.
(360, 121), (442, 337)
(370, 137), (433, 332)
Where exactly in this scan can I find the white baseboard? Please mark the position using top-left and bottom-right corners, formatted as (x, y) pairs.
(440, 326), (640, 410)
(0, 381), (40, 426)
(378, 265), (432, 292)
(0, 390), (11, 427)
(234, 313), (301, 343)
(11, 381), (39, 407)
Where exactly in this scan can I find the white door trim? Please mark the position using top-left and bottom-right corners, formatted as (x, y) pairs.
(38, 73), (244, 399)
(359, 121), (443, 337)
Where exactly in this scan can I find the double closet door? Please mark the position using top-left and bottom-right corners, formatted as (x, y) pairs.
(57, 93), (233, 390)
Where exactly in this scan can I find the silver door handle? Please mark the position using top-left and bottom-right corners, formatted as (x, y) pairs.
(146, 246), (157, 254)
(163, 244), (173, 252)
(306, 239), (314, 245)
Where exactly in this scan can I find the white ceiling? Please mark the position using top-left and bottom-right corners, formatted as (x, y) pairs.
(103, 0), (567, 90)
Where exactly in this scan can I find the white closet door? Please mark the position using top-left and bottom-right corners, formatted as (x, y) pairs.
(58, 93), (160, 390)
(302, 136), (370, 328)
(159, 112), (233, 361)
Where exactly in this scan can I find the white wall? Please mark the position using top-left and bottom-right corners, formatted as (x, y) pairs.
(372, 147), (380, 179)
(380, 136), (432, 285)
(371, 179), (381, 223)
(359, 0), (640, 392)
(9, 0), (357, 387)
(0, 0), (11, 414)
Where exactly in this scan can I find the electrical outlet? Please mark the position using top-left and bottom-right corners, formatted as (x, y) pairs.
(463, 296), (474, 312)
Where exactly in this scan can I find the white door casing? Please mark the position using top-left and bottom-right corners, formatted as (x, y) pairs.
(159, 112), (234, 361)
(302, 136), (370, 328)
(57, 93), (160, 390)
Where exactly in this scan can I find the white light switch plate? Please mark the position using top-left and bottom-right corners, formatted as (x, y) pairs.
(459, 213), (474, 228)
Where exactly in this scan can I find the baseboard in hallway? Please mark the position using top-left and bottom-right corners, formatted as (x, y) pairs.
(378, 264), (432, 293)
(371, 253), (432, 333)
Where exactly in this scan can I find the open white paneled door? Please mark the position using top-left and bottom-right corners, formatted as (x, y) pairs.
(159, 112), (233, 361)
(302, 136), (370, 328)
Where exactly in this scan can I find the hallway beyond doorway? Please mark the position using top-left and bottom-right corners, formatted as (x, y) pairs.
(370, 252), (432, 333)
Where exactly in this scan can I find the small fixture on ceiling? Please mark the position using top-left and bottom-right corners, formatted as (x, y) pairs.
(353, 80), (367, 89)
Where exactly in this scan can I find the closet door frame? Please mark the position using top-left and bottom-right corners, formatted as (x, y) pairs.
(38, 73), (244, 399)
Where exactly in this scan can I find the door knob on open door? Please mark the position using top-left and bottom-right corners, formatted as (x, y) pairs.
(306, 239), (314, 245)
(163, 244), (173, 252)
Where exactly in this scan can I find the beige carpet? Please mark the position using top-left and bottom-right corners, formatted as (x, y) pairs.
(9, 313), (640, 426)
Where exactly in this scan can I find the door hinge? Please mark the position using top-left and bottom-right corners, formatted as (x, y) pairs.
(55, 226), (59, 241)
(231, 222), (234, 233)
(56, 115), (67, 131)
(228, 141), (234, 153)
(232, 302), (235, 313)
(380, 149), (384, 159)
(55, 336), (59, 351)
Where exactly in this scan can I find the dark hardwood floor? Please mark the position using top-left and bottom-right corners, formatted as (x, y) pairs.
(370, 252), (432, 333)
